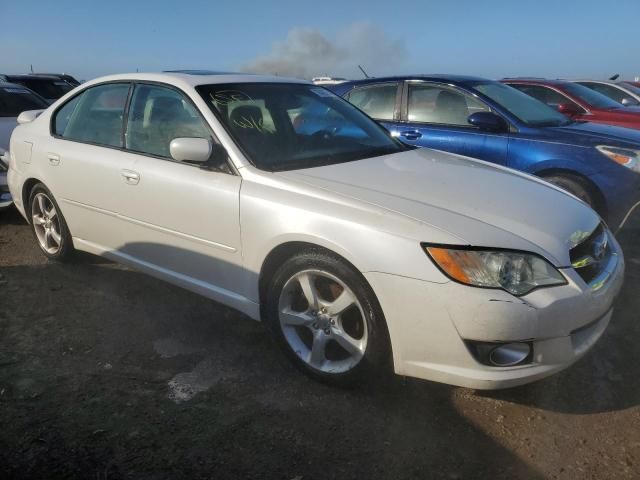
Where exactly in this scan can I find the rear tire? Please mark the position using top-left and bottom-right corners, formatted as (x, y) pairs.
(265, 249), (391, 386)
(28, 183), (74, 261)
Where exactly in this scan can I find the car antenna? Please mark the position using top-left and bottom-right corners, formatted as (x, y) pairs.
(609, 73), (620, 81)
(358, 65), (370, 79)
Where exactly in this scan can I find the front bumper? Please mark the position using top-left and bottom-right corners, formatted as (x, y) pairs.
(365, 241), (624, 389)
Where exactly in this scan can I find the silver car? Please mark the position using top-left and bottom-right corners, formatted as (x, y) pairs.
(7, 72), (625, 388)
(573, 79), (640, 107)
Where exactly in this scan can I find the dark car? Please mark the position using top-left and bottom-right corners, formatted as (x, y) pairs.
(0, 81), (49, 208)
(502, 78), (640, 130)
(329, 75), (640, 230)
(3, 74), (75, 103)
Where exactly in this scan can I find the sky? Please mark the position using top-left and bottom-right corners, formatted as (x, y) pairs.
(2, 0), (639, 82)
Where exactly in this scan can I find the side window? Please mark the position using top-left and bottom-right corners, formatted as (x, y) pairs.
(511, 85), (583, 111)
(407, 83), (490, 126)
(53, 93), (84, 135)
(347, 83), (398, 120)
(53, 83), (130, 148)
(125, 84), (213, 158)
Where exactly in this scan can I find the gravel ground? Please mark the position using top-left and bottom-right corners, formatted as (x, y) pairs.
(1, 205), (639, 479)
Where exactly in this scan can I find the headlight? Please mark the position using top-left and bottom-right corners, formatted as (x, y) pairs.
(596, 145), (640, 172)
(424, 245), (566, 296)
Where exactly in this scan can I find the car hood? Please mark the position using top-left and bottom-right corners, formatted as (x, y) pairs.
(0, 117), (17, 151)
(276, 148), (600, 266)
(548, 121), (640, 147)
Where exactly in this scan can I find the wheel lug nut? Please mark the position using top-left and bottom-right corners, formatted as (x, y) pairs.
(324, 328), (331, 335)
(312, 322), (318, 329)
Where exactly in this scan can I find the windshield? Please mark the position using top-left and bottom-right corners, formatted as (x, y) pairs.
(0, 86), (49, 117)
(621, 82), (640, 97)
(562, 83), (623, 109)
(472, 82), (571, 127)
(198, 83), (407, 171)
(13, 79), (73, 100)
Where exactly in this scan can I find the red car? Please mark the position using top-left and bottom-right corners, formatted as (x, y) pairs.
(502, 78), (640, 130)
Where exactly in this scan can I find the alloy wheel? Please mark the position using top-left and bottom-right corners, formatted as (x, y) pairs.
(32, 193), (63, 254)
(278, 269), (368, 374)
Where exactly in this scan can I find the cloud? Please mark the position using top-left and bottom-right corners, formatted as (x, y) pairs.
(240, 22), (407, 79)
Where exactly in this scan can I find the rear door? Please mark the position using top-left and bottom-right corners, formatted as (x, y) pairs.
(343, 82), (403, 134)
(395, 81), (509, 163)
(47, 82), (135, 248)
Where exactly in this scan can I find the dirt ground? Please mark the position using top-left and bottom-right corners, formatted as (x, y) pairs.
(1, 206), (639, 480)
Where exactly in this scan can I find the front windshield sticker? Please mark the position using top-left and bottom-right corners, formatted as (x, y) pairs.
(209, 90), (252, 106)
(310, 87), (334, 98)
(232, 113), (267, 132)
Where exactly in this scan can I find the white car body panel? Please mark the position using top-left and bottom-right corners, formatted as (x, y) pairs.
(7, 72), (625, 389)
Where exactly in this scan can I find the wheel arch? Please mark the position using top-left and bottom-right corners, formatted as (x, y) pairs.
(21, 177), (45, 223)
(533, 167), (607, 218)
(258, 241), (365, 308)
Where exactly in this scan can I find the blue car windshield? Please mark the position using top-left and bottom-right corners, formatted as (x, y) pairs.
(473, 82), (572, 127)
(197, 83), (407, 171)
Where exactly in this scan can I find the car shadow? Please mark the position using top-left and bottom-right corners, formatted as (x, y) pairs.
(0, 204), (25, 226)
(0, 240), (547, 479)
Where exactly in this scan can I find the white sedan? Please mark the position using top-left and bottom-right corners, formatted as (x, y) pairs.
(7, 72), (624, 388)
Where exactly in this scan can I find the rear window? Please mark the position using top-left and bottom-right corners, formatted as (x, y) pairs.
(11, 79), (73, 100)
(0, 87), (49, 117)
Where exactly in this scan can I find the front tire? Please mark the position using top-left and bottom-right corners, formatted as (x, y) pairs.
(542, 174), (595, 208)
(28, 183), (74, 261)
(265, 250), (391, 385)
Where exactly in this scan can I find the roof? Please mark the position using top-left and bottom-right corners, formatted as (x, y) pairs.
(80, 72), (310, 90)
(335, 74), (493, 87)
(501, 78), (571, 86)
(4, 74), (61, 80)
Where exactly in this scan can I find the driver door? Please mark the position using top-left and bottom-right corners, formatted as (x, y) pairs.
(115, 83), (244, 301)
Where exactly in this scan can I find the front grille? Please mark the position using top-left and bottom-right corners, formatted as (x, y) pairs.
(570, 223), (611, 284)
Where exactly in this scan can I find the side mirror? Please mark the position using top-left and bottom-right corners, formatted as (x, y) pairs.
(621, 97), (637, 107)
(467, 112), (507, 132)
(169, 137), (228, 170)
(557, 103), (580, 116)
(17, 109), (44, 125)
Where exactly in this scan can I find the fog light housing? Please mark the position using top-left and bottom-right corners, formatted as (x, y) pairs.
(465, 341), (532, 367)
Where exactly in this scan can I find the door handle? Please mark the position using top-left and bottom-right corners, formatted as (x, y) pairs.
(47, 153), (60, 166)
(121, 169), (140, 185)
(399, 130), (422, 140)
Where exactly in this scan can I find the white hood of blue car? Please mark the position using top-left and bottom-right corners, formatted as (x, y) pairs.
(277, 148), (601, 266)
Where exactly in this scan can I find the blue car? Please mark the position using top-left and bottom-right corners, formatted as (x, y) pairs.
(328, 75), (640, 230)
